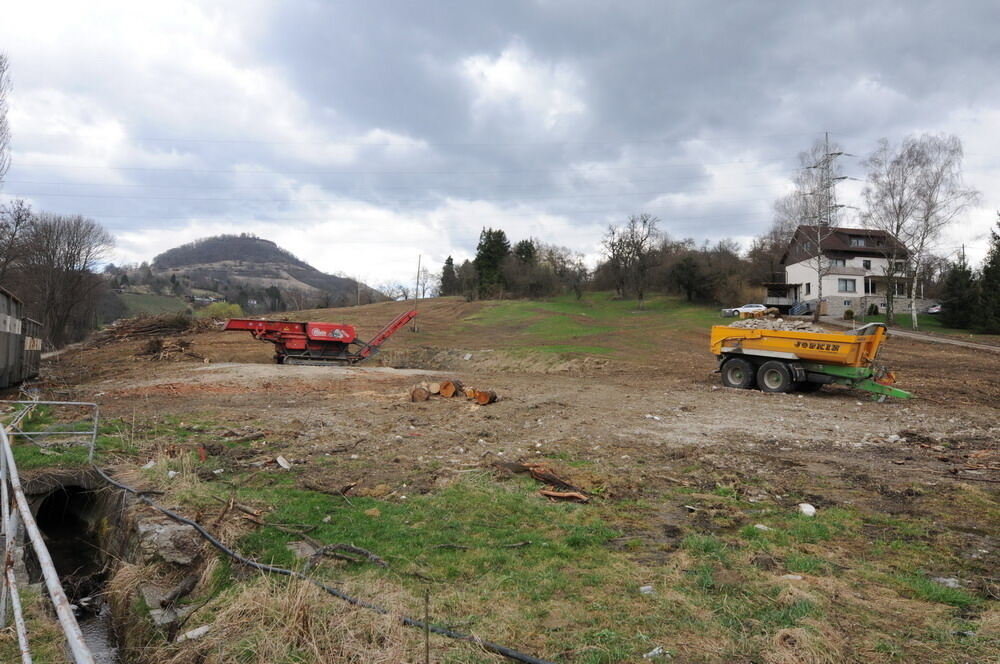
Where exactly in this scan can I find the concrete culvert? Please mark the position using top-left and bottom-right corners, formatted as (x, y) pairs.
(24, 473), (123, 663)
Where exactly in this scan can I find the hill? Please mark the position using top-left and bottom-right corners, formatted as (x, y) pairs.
(147, 234), (378, 311)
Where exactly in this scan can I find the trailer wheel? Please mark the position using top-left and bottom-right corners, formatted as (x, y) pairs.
(757, 361), (794, 393)
(721, 357), (756, 389)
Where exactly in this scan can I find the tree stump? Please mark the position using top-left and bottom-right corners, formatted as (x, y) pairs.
(410, 386), (431, 402)
(473, 390), (497, 405)
(439, 380), (464, 398)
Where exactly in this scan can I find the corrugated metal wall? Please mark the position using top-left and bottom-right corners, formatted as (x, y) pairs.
(0, 287), (41, 388)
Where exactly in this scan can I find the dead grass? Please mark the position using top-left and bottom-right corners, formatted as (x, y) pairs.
(163, 575), (419, 664)
(762, 619), (845, 664)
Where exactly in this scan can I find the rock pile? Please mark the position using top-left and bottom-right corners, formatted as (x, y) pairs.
(728, 318), (824, 332)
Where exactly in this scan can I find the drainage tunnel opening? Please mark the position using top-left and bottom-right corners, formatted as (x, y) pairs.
(31, 485), (106, 602)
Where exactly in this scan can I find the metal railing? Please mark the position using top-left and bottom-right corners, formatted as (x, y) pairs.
(1, 400), (98, 664)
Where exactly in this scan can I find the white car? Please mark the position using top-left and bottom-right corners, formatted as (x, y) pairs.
(723, 303), (767, 316)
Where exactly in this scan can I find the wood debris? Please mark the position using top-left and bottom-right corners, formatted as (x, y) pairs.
(493, 460), (591, 502)
(93, 313), (218, 346)
(409, 378), (499, 406)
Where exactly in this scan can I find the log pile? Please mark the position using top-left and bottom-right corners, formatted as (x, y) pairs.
(409, 379), (499, 405)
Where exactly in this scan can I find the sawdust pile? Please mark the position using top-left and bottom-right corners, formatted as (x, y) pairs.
(728, 318), (824, 332)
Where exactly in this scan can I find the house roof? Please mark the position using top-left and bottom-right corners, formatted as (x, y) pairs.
(781, 225), (908, 265)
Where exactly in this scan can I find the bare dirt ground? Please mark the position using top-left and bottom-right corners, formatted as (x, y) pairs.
(30, 297), (1000, 662)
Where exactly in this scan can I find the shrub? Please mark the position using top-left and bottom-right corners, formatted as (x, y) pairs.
(197, 302), (244, 319)
(867, 303), (880, 316)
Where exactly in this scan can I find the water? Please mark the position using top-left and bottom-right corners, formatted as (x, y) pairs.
(78, 604), (119, 664)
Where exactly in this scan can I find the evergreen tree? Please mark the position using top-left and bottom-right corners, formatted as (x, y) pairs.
(473, 228), (510, 298)
(512, 238), (537, 264)
(939, 256), (977, 329)
(973, 218), (1000, 333)
(439, 256), (459, 296)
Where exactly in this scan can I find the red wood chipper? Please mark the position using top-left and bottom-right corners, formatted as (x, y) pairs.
(224, 310), (417, 365)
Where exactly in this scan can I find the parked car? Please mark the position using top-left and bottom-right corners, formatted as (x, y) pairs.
(925, 303), (942, 314)
(722, 303), (767, 316)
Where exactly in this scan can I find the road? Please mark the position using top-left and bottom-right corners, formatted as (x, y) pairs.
(821, 316), (1000, 353)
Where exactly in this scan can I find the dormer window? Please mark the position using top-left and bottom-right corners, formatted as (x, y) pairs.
(850, 237), (866, 247)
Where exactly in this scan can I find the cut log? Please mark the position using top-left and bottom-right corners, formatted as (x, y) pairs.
(427, 382), (441, 395)
(439, 380), (464, 398)
(474, 390), (497, 405)
(410, 386), (431, 402)
(463, 387), (477, 399)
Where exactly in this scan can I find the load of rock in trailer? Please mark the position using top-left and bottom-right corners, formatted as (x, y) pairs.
(727, 318), (824, 332)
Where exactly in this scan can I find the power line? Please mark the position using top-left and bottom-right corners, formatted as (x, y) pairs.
(13, 128), (836, 148)
(6, 155), (818, 176)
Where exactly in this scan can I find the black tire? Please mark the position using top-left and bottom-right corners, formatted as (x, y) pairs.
(757, 361), (794, 393)
(796, 381), (823, 393)
(720, 357), (756, 389)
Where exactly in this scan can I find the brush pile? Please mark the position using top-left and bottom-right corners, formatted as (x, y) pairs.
(92, 314), (219, 346)
(137, 337), (206, 362)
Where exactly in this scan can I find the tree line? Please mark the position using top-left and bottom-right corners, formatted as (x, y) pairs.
(0, 200), (116, 347)
(438, 229), (588, 300)
(937, 216), (1000, 334)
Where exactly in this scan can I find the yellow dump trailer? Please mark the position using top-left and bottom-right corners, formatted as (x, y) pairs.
(710, 322), (912, 399)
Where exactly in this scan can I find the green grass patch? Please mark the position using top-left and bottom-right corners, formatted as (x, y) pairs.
(894, 574), (980, 609)
(466, 293), (722, 354)
(119, 292), (190, 317)
(238, 475), (620, 603)
(853, 312), (997, 339)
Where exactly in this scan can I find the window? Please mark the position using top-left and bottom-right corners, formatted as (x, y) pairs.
(864, 280), (878, 294)
(895, 282), (908, 296)
(850, 237), (866, 247)
(838, 278), (856, 293)
(803, 241), (813, 252)
(862, 259), (871, 270)
(894, 260), (906, 272)
(805, 283), (811, 295)
(830, 258), (846, 267)
(844, 300), (852, 307)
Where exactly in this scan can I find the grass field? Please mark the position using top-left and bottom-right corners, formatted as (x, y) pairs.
(11, 295), (999, 663)
(118, 292), (189, 317)
(851, 312), (1000, 342)
(464, 293), (721, 357)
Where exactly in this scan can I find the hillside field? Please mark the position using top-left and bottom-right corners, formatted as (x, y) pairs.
(13, 294), (1000, 664)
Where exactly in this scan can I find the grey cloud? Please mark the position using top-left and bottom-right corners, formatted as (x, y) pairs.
(2, 0), (999, 275)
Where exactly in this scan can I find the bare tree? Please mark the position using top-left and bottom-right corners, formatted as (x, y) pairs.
(416, 267), (436, 298)
(906, 135), (979, 328)
(601, 225), (628, 298)
(622, 213), (659, 309)
(773, 137), (846, 320)
(861, 138), (924, 325)
(377, 282), (410, 301)
(0, 199), (30, 281)
(16, 213), (114, 347)
(862, 134), (978, 328)
(0, 53), (9, 188)
(603, 213), (659, 308)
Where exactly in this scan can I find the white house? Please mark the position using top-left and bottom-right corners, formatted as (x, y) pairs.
(765, 225), (930, 317)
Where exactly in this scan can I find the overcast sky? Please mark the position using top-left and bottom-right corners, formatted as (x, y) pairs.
(2, 1), (999, 284)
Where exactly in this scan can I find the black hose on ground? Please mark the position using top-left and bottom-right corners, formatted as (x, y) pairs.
(87, 452), (554, 664)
